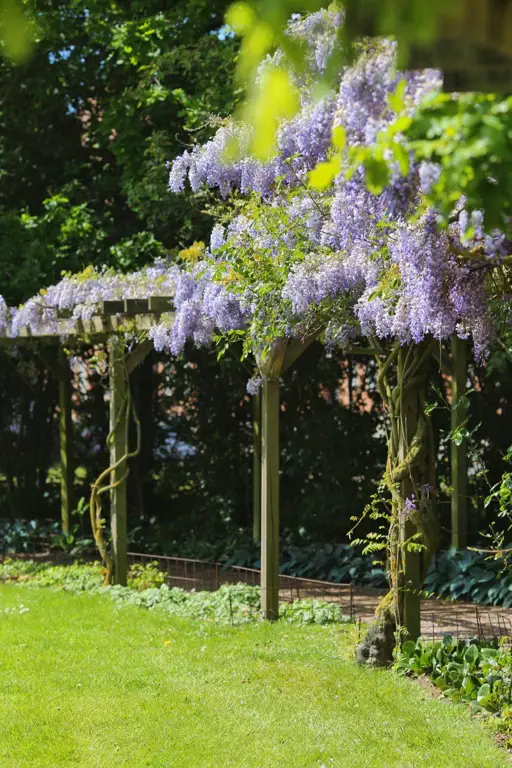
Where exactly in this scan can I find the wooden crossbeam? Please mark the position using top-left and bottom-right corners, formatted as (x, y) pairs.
(101, 297), (173, 316)
(125, 340), (154, 375)
(3, 310), (175, 340)
(0, 295), (174, 340)
(148, 296), (173, 313)
(102, 300), (125, 315)
(281, 332), (318, 374)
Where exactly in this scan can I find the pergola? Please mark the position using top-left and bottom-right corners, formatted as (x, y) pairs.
(0, 298), (469, 630)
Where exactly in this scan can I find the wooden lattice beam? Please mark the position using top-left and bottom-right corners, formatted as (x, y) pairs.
(0, 297), (174, 340)
(125, 340), (154, 376)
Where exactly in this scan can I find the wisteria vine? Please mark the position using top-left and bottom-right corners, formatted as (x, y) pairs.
(1, 9), (508, 367)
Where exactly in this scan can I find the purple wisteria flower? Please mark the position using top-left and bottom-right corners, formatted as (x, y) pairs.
(0, 296), (9, 336)
(246, 376), (263, 396)
(403, 497), (417, 518)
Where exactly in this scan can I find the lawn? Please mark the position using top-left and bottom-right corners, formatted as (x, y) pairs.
(0, 585), (508, 768)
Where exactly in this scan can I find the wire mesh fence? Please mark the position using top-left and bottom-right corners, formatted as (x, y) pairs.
(127, 551), (512, 641)
(127, 551), (355, 618)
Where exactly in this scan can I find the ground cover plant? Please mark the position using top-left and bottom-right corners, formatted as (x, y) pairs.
(396, 635), (512, 746)
(0, 584), (508, 767)
(0, 560), (348, 626)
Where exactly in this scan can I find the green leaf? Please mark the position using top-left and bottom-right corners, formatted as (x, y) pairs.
(477, 683), (491, 703)
(392, 143), (409, 176)
(480, 648), (499, 659)
(308, 156), (341, 190)
(464, 644), (479, 665)
(401, 640), (416, 657)
(388, 79), (407, 114)
(332, 125), (346, 152)
(364, 154), (390, 195)
(484, 493), (497, 508)
(386, 114), (412, 138)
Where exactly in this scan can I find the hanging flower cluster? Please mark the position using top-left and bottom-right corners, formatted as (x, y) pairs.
(0, 9), (506, 363)
(162, 10), (501, 361)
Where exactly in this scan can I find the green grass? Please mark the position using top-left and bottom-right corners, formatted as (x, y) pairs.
(0, 585), (508, 767)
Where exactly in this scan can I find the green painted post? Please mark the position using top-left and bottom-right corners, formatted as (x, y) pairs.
(451, 335), (468, 549)
(401, 516), (421, 640)
(261, 377), (280, 620)
(252, 390), (261, 543)
(109, 337), (128, 586)
(399, 348), (422, 641)
(58, 348), (73, 536)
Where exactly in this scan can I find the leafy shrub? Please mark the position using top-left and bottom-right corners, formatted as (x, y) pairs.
(396, 635), (512, 720)
(211, 537), (388, 588)
(0, 559), (104, 590)
(127, 562), (165, 591)
(424, 548), (512, 607)
(108, 583), (263, 624)
(279, 598), (344, 625)
(0, 517), (94, 556)
(0, 518), (60, 554)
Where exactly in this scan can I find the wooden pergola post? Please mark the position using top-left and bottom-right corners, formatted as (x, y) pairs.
(58, 348), (74, 536)
(261, 376), (280, 619)
(257, 336), (316, 620)
(252, 390), (261, 543)
(257, 340), (287, 620)
(398, 347), (422, 641)
(451, 335), (468, 549)
(401, 519), (421, 639)
(109, 336), (128, 586)
(37, 345), (75, 536)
